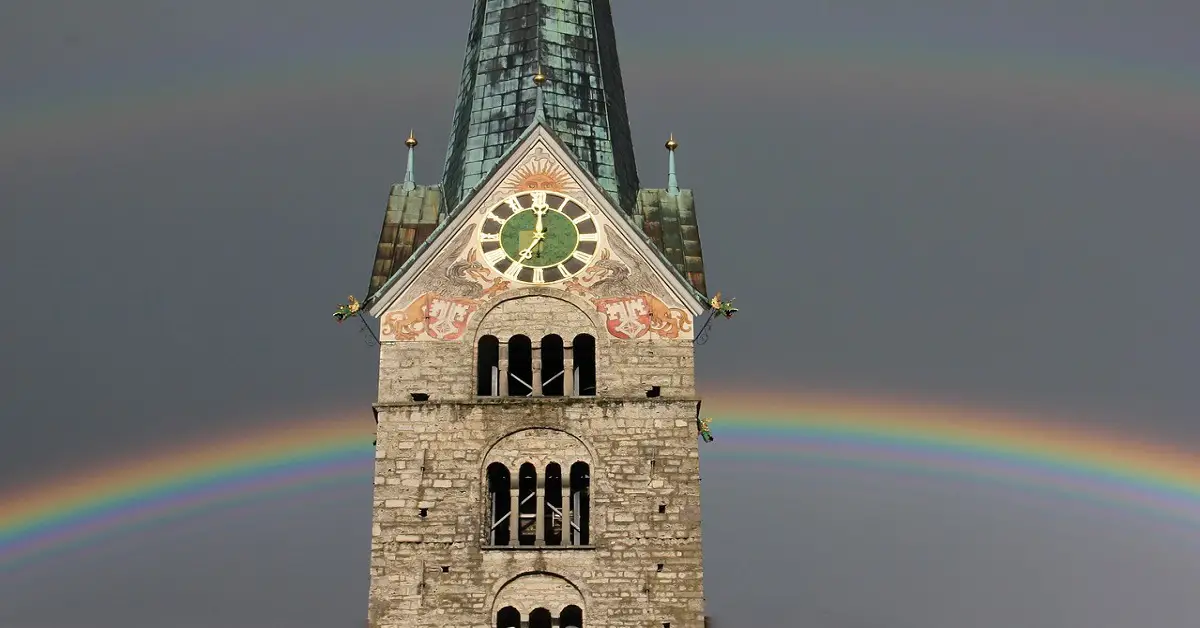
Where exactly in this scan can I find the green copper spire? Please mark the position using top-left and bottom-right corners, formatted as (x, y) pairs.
(402, 130), (417, 192)
(665, 133), (679, 195)
(440, 0), (641, 214)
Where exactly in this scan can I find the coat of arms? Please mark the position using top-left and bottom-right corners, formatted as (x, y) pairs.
(594, 295), (651, 339)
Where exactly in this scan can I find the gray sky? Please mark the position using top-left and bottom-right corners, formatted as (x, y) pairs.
(3, 1), (1200, 626)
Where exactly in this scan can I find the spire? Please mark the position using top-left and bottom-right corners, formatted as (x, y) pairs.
(402, 130), (418, 191)
(533, 65), (548, 123)
(665, 133), (679, 195)
(441, 0), (641, 213)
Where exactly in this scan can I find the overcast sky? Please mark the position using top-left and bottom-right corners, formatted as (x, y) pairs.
(3, 1), (1200, 626)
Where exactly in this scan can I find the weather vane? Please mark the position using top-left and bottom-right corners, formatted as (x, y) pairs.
(333, 295), (379, 346)
(694, 291), (739, 345)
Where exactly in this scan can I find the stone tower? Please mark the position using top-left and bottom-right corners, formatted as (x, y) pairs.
(361, 2), (710, 626)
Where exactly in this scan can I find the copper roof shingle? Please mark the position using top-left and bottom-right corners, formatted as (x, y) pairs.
(634, 188), (707, 296)
(441, 0), (640, 214)
(365, 184), (442, 299)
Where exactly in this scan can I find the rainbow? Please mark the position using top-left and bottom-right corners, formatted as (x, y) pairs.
(703, 391), (1200, 529)
(4, 39), (1200, 166)
(0, 414), (374, 572)
(4, 391), (1200, 572)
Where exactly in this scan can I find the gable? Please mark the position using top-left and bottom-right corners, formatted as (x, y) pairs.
(368, 123), (704, 343)
(364, 127), (707, 313)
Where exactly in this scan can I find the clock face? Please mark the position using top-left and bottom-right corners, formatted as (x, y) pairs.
(478, 191), (599, 284)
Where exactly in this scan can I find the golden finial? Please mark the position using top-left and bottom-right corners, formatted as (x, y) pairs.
(405, 130), (418, 148)
(533, 65), (547, 86)
(665, 133), (678, 151)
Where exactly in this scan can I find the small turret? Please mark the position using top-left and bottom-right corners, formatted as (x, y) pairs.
(402, 130), (418, 191)
(665, 133), (680, 196)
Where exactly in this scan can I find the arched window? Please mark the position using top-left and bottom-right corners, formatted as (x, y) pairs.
(517, 462), (538, 545)
(477, 335), (500, 396)
(569, 461), (591, 545)
(496, 606), (520, 628)
(572, 334), (596, 396)
(544, 463), (564, 545)
(529, 608), (552, 628)
(508, 335), (533, 396)
(561, 605), (583, 628)
(540, 334), (565, 396)
(487, 463), (511, 545)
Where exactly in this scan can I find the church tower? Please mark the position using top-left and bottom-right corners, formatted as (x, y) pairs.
(361, 3), (710, 626)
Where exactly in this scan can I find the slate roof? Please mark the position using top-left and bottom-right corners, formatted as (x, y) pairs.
(365, 184), (443, 299)
(634, 188), (707, 296)
(441, 0), (640, 214)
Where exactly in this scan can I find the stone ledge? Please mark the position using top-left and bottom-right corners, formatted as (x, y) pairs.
(480, 545), (596, 551)
(374, 396), (702, 409)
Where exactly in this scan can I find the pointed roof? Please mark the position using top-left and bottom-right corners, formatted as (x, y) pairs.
(440, 0), (640, 215)
(364, 5), (709, 304)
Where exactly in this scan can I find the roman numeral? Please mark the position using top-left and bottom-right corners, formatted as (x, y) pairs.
(484, 248), (508, 265)
(578, 232), (598, 241)
(572, 214), (591, 224)
(485, 213), (505, 225)
(506, 197), (524, 213)
(532, 268), (545, 283)
(479, 232), (500, 242)
(572, 251), (593, 264)
(530, 191), (547, 208)
(556, 264), (570, 277)
(503, 264), (523, 279)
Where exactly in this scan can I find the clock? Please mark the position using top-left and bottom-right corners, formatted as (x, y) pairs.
(478, 191), (599, 284)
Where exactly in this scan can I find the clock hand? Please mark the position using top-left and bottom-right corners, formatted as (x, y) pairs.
(517, 232), (546, 261)
(518, 209), (550, 261)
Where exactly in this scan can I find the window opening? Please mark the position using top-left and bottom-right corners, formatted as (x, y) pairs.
(508, 335), (533, 396)
(496, 606), (520, 628)
(487, 463), (511, 545)
(561, 605), (583, 628)
(572, 334), (596, 396)
(529, 608), (552, 628)
(540, 334), (565, 396)
(477, 335), (500, 396)
(517, 462), (538, 545)
(570, 461), (591, 545)
(544, 463), (564, 545)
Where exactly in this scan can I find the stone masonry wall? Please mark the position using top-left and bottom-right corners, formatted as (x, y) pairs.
(368, 399), (706, 628)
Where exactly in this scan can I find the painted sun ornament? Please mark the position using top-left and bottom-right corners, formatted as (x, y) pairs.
(697, 417), (715, 443)
(333, 295), (362, 323)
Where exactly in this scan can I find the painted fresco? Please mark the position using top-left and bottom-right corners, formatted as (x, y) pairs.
(593, 292), (692, 340)
(499, 144), (582, 196)
(379, 292), (480, 342)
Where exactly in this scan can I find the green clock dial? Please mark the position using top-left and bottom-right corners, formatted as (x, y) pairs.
(478, 191), (599, 284)
(500, 208), (577, 267)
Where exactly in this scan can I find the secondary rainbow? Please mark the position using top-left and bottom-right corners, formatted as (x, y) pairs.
(5, 39), (1200, 166)
(5, 391), (1200, 572)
